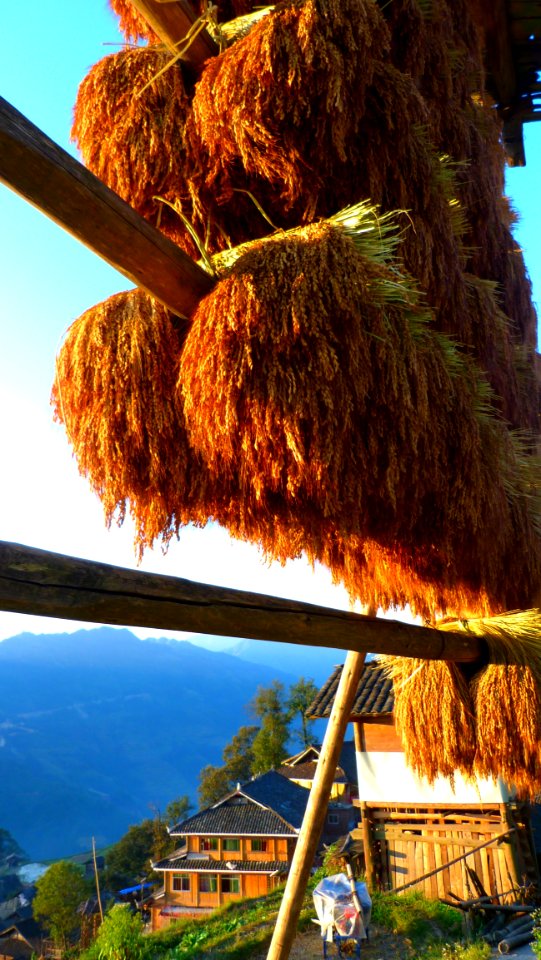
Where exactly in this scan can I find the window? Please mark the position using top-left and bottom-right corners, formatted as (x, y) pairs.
(223, 838), (240, 851)
(172, 873), (190, 892)
(199, 874), (218, 893)
(251, 839), (268, 852)
(200, 838), (218, 851)
(221, 875), (240, 894)
(328, 813), (339, 825)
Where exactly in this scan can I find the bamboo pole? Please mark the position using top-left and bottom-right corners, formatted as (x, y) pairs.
(92, 837), (104, 923)
(0, 97), (214, 318)
(266, 649), (367, 960)
(0, 540), (485, 661)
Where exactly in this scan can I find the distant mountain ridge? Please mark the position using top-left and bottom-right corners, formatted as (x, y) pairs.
(0, 627), (337, 860)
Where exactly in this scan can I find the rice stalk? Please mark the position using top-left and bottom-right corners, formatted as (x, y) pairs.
(71, 47), (227, 256)
(179, 209), (541, 617)
(438, 612), (541, 796)
(51, 289), (218, 558)
(188, 0), (390, 221)
(109, 0), (158, 42)
(379, 655), (476, 784)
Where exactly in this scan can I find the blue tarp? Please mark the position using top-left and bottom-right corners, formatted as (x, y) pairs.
(118, 883), (154, 895)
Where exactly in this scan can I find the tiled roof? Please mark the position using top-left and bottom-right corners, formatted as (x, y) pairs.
(281, 741), (357, 785)
(278, 761), (347, 782)
(170, 771), (310, 836)
(153, 856), (288, 874)
(307, 661), (394, 719)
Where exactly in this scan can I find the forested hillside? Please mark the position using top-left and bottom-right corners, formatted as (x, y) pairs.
(0, 627), (326, 859)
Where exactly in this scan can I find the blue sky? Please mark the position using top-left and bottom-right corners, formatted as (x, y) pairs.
(0, 1), (539, 642)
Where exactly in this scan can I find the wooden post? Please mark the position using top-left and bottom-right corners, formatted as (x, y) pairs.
(92, 837), (104, 923)
(359, 801), (376, 890)
(266, 649), (367, 960)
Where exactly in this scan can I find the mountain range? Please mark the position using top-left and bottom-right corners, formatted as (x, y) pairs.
(0, 627), (340, 860)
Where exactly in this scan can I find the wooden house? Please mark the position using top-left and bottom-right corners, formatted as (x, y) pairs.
(151, 769), (343, 927)
(279, 742), (358, 803)
(150, 771), (307, 926)
(308, 661), (540, 902)
(0, 919), (44, 960)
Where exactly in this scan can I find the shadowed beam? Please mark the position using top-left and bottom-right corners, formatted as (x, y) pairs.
(0, 541), (484, 662)
(129, 0), (219, 63)
(0, 97), (214, 318)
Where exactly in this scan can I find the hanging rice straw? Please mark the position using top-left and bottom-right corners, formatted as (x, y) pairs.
(437, 611), (541, 796)
(72, 47), (225, 256)
(109, 0), (158, 43)
(180, 204), (541, 617)
(51, 289), (218, 558)
(189, 0), (390, 221)
(379, 655), (476, 784)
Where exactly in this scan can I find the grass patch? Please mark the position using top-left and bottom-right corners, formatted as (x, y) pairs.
(81, 881), (476, 960)
(371, 889), (462, 943)
(140, 885), (315, 960)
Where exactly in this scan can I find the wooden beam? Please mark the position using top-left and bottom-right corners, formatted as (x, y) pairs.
(0, 541), (484, 662)
(129, 0), (218, 64)
(0, 97), (214, 318)
(267, 650), (368, 960)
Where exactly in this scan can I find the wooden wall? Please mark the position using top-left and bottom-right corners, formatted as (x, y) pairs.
(357, 802), (538, 901)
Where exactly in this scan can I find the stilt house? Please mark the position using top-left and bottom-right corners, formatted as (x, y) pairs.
(309, 661), (540, 901)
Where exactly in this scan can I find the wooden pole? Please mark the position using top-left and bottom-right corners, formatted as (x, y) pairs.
(0, 97), (214, 318)
(92, 837), (104, 923)
(129, 0), (218, 63)
(0, 540), (485, 662)
(359, 801), (376, 890)
(266, 649), (367, 960)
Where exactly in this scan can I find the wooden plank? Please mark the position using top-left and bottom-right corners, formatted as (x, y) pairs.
(0, 541), (486, 661)
(393, 829), (516, 894)
(129, 0), (218, 63)
(375, 831), (508, 848)
(375, 823), (501, 835)
(434, 841), (445, 899)
(0, 97), (214, 319)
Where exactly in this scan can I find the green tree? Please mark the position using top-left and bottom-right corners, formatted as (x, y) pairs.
(163, 795), (192, 828)
(198, 725), (258, 807)
(33, 861), (90, 948)
(148, 796), (193, 862)
(94, 904), (144, 960)
(250, 681), (290, 773)
(104, 820), (156, 891)
(286, 677), (319, 747)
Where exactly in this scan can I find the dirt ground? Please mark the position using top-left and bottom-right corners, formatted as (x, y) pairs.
(251, 924), (414, 960)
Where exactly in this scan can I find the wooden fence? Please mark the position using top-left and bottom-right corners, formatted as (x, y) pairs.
(357, 802), (539, 901)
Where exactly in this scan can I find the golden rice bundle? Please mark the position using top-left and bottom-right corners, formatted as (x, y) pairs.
(109, 0), (158, 42)
(179, 206), (541, 616)
(380, 655), (476, 784)
(315, 533), (494, 623)
(464, 275), (540, 433)
(51, 289), (217, 557)
(188, 0), (390, 222)
(439, 611), (541, 796)
(72, 48), (224, 256)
